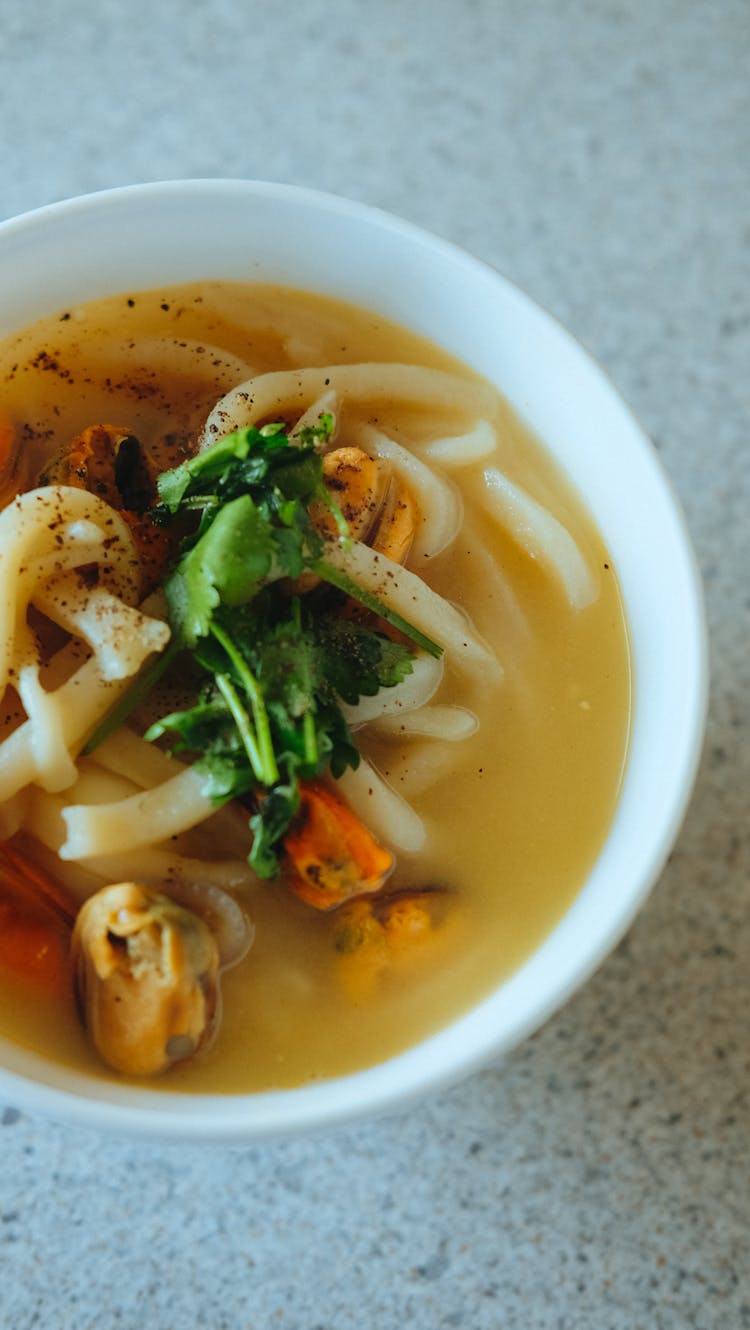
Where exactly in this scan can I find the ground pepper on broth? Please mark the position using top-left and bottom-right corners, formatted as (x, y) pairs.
(0, 283), (631, 1092)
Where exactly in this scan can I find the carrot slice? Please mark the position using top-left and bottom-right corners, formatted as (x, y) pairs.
(0, 845), (75, 993)
(0, 904), (70, 994)
(0, 844), (76, 926)
(283, 781), (394, 909)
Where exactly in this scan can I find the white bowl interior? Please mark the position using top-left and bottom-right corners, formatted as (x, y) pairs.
(0, 181), (707, 1140)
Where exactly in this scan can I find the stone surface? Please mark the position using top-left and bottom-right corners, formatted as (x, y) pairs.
(0, 1), (748, 1326)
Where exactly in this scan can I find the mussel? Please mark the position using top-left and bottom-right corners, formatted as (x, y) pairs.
(316, 446), (418, 564)
(71, 881), (220, 1077)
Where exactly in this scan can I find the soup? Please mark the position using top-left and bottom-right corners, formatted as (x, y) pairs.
(0, 283), (631, 1091)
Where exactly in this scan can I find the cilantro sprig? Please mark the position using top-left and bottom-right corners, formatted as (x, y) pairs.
(94, 418), (441, 878)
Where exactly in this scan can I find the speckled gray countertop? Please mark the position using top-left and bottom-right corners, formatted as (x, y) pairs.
(0, 2), (748, 1327)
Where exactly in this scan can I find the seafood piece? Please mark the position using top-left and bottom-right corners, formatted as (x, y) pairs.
(283, 781), (394, 910)
(319, 447), (387, 543)
(370, 478), (418, 565)
(332, 887), (456, 1003)
(316, 446), (418, 565)
(71, 881), (220, 1076)
(39, 424), (173, 592)
(39, 423), (156, 511)
(0, 843), (75, 993)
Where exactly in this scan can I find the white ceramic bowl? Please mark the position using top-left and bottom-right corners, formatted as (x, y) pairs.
(0, 181), (707, 1140)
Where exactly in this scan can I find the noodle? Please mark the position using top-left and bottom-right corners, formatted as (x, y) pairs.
(17, 665), (78, 792)
(357, 425), (463, 562)
(202, 363), (498, 444)
(337, 756), (427, 853)
(123, 337), (256, 389)
(59, 765), (218, 861)
(0, 488), (139, 684)
(0, 488), (169, 800)
(94, 725), (187, 786)
(321, 538), (502, 680)
(374, 704), (478, 742)
(34, 579), (169, 680)
(0, 619), (168, 801)
(475, 467), (599, 609)
(375, 741), (458, 801)
(422, 419), (498, 468)
(24, 787), (258, 900)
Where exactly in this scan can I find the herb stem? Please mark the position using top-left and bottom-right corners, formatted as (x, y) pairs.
(214, 672), (263, 778)
(313, 558), (443, 660)
(314, 483), (351, 544)
(178, 494), (219, 511)
(302, 710), (318, 766)
(210, 621), (279, 784)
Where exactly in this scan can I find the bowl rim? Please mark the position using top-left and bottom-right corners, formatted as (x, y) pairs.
(0, 179), (709, 1141)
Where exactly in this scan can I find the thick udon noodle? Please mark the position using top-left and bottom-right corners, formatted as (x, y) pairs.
(0, 283), (631, 1090)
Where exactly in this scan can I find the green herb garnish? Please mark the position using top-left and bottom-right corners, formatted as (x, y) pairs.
(91, 420), (441, 877)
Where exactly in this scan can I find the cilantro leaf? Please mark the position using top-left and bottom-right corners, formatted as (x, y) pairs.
(314, 616), (414, 704)
(157, 430), (254, 512)
(164, 495), (279, 646)
(248, 781), (301, 878)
